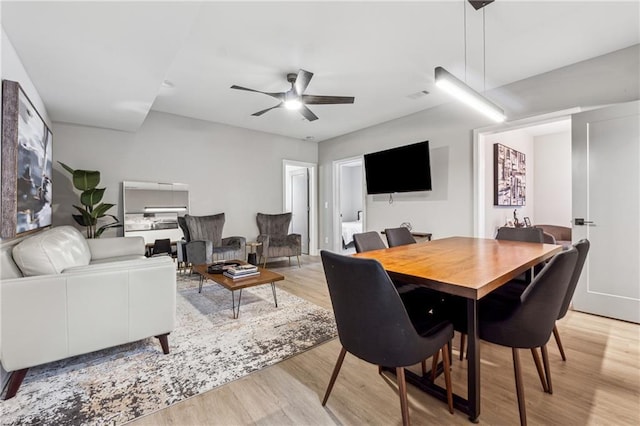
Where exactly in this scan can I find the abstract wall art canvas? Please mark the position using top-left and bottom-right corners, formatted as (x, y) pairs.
(1, 80), (53, 239)
(493, 143), (526, 206)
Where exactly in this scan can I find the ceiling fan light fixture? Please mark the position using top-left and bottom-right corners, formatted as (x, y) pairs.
(284, 99), (302, 110)
(434, 66), (505, 122)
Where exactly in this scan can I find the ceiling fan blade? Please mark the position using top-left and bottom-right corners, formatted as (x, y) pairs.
(231, 85), (285, 101)
(294, 69), (314, 96)
(299, 105), (319, 121)
(251, 103), (283, 117)
(302, 95), (355, 105)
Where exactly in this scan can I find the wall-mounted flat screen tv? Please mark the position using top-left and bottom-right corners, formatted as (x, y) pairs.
(364, 141), (432, 194)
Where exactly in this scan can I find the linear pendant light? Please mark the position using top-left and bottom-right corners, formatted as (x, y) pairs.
(434, 66), (505, 122)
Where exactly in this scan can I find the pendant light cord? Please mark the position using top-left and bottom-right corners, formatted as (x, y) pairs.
(464, 0), (467, 83)
(483, 8), (486, 93)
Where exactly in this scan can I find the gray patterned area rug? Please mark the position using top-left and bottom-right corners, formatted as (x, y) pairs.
(0, 274), (337, 425)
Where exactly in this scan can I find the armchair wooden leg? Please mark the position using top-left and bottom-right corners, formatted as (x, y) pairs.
(322, 347), (347, 406)
(541, 344), (553, 394)
(289, 256), (291, 266)
(263, 257), (268, 269)
(4, 368), (28, 399)
(155, 333), (170, 354)
(512, 348), (528, 426)
(442, 343), (454, 414)
(396, 367), (411, 426)
(297, 255), (301, 268)
(553, 324), (567, 361)
(530, 347), (549, 392)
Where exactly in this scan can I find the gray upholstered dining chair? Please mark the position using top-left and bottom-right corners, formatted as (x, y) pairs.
(177, 213), (246, 265)
(384, 227), (416, 247)
(353, 231), (386, 253)
(256, 212), (302, 268)
(477, 247), (578, 426)
(320, 250), (454, 425)
(491, 240), (591, 366)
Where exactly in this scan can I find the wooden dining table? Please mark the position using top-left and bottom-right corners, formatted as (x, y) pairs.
(353, 236), (562, 422)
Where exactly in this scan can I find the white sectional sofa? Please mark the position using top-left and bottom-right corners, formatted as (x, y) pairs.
(0, 226), (176, 399)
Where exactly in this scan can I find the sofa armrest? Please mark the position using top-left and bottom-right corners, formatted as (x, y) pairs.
(287, 233), (302, 255)
(222, 236), (246, 250)
(256, 234), (269, 254)
(185, 240), (213, 265)
(87, 236), (145, 261)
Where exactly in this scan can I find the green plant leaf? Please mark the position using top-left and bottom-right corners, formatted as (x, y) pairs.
(95, 222), (123, 238)
(72, 214), (87, 227)
(73, 205), (96, 225)
(92, 203), (116, 218)
(72, 169), (100, 191)
(80, 188), (105, 207)
(58, 161), (75, 175)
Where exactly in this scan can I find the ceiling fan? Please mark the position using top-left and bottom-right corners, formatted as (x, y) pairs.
(230, 69), (355, 121)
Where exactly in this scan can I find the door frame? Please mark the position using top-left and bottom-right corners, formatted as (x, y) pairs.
(283, 160), (318, 256)
(473, 107), (582, 237)
(332, 156), (365, 252)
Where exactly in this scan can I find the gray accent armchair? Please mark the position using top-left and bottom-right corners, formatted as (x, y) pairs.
(256, 212), (301, 268)
(177, 213), (245, 265)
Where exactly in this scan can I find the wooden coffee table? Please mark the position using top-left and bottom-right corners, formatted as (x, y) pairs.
(193, 262), (284, 319)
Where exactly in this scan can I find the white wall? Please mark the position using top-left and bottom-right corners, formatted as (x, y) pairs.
(534, 131), (572, 226)
(1, 29), (51, 128)
(483, 129), (534, 238)
(53, 111), (317, 240)
(318, 45), (639, 249)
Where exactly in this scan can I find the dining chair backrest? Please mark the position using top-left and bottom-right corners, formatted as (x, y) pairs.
(152, 238), (172, 256)
(320, 250), (442, 366)
(495, 226), (545, 243)
(557, 239), (590, 320)
(384, 227), (416, 247)
(353, 231), (386, 253)
(481, 248), (578, 349)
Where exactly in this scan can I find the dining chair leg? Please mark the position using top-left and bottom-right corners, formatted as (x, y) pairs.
(553, 324), (567, 361)
(541, 344), (553, 394)
(421, 360), (427, 377)
(512, 348), (527, 426)
(442, 343), (454, 414)
(322, 346), (347, 406)
(431, 351), (439, 382)
(459, 333), (466, 361)
(530, 347), (549, 392)
(396, 367), (411, 426)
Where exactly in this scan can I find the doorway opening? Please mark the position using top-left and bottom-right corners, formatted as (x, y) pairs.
(283, 160), (317, 256)
(473, 110), (576, 238)
(333, 157), (365, 254)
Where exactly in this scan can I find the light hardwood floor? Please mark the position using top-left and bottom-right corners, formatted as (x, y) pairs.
(132, 255), (640, 425)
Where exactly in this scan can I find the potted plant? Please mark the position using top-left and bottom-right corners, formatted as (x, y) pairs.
(58, 162), (122, 238)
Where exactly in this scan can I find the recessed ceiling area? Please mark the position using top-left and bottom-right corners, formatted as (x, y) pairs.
(2, 1), (638, 141)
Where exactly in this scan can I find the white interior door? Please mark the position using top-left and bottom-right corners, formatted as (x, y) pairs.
(571, 100), (639, 323)
(290, 169), (309, 254)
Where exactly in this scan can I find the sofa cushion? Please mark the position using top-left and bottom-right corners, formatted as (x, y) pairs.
(12, 226), (91, 276)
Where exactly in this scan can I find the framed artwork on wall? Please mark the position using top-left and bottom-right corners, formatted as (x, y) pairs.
(493, 143), (526, 206)
(1, 80), (53, 239)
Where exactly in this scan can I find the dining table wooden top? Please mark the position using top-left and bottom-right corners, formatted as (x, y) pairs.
(352, 236), (563, 299)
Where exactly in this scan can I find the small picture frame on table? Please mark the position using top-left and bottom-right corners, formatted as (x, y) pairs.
(523, 217), (531, 227)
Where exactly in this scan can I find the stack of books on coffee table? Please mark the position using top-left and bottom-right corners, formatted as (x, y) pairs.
(223, 264), (260, 280)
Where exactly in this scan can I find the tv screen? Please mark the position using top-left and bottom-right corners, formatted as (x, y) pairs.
(364, 141), (432, 194)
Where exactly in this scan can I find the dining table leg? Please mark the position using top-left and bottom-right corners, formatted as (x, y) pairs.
(467, 298), (480, 423)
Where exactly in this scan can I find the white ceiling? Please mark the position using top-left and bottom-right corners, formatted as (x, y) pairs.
(2, 1), (639, 142)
